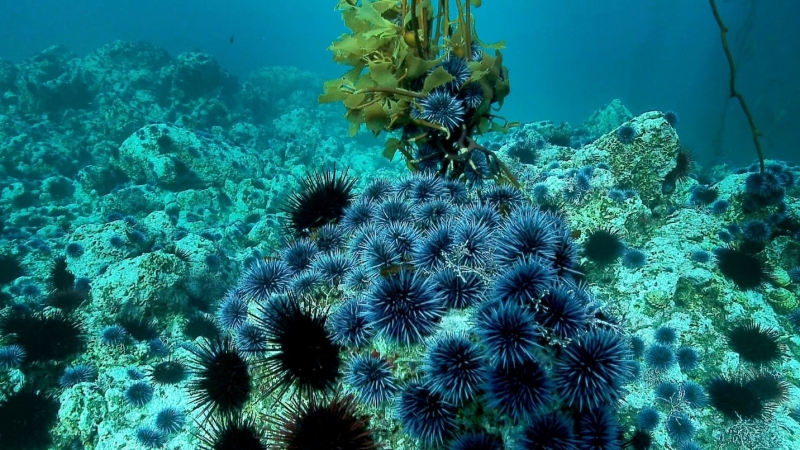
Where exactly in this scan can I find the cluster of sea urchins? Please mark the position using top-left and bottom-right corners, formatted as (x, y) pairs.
(207, 169), (634, 448)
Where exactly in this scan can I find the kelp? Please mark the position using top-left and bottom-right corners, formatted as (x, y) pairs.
(320, 0), (518, 186)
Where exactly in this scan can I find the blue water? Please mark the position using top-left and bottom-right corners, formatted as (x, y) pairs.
(1, 0), (797, 165)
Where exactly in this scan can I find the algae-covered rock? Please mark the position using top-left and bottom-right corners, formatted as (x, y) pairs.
(583, 98), (633, 137)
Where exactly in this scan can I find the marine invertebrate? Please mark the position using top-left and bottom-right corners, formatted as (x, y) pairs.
(690, 250), (711, 263)
(706, 373), (785, 421)
(517, 412), (577, 450)
(412, 223), (455, 270)
(345, 354), (398, 407)
(664, 110), (679, 126)
(0, 310), (85, 363)
(622, 248), (647, 269)
(395, 381), (457, 447)
(654, 326), (678, 345)
(235, 323), (268, 356)
(636, 406), (660, 431)
(0, 344), (25, 369)
(453, 218), (495, 268)
(0, 388), (59, 450)
(450, 431), (504, 450)
(237, 259), (291, 302)
(0, 253), (25, 285)
(493, 258), (555, 306)
(310, 251), (356, 284)
(330, 299), (374, 348)
(577, 406), (621, 449)
(257, 294), (341, 397)
(476, 301), (541, 369)
(710, 199), (730, 215)
(148, 359), (187, 385)
(100, 324), (128, 346)
(534, 285), (588, 340)
(126, 381), (154, 407)
(430, 268), (485, 309)
(484, 356), (553, 423)
(136, 427), (165, 449)
(741, 219), (771, 244)
(714, 245), (768, 290)
(155, 407), (186, 434)
(681, 381), (707, 408)
(321, 0), (517, 185)
(494, 206), (557, 266)
(726, 321), (785, 367)
(616, 124), (637, 144)
(48, 256), (75, 291)
(364, 270), (444, 345)
(197, 415), (266, 450)
(184, 313), (220, 341)
(665, 412), (695, 445)
(676, 346), (700, 371)
(59, 364), (97, 388)
(690, 185), (719, 205)
(645, 343), (676, 372)
(582, 228), (624, 266)
(270, 395), (376, 450)
(215, 290), (249, 330)
(187, 338), (251, 417)
(424, 333), (485, 404)
(553, 329), (631, 410)
(65, 242), (84, 257)
(282, 166), (356, 238)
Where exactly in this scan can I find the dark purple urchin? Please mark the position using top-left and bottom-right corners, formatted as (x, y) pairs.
(0, 387), (59, 450)
(495, 206), (558, 266)
(59, 364), (97, 388)
(483, 355), (553, 424)
(553, 329), (631, 411)
(0, 310), (85, 363)
(187, 338), (251, 417)
(345, 354), (398, 407)
(551, 229), (581, 278)
(361, 233), (402, 273)
(616, 124), (637, 144)
(237, 259), (292, 302)
(475, 301), (542, 369)
(395, 381), (458, 447)
(155, 407), (186, 434)
(364, 270), (444, 345)
(148, 359), (187, 385)
(440, 55), (471, 90)
(582, 228), (625, 266)
(493, 258), (556, 307)
(125, 381), (154, 407)
(256, 295), (341, 398)
(198, 415), (266, 450)
(645, 343), (676, 372)
(340, 200), (375, 232)
(518, 412), (578, 450)
(707, 373), (786, 421)
(136, 427), (166, 449)
(726, 321), (785, 367)
(713, 245), (768, 291)
(420, 90), (465, 131)
(270, 394), (376, 450)
(423, 333), (485, 405)
(282, 165), (357, 238)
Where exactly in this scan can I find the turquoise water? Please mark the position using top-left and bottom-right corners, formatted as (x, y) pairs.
(0, 1), (798, 449)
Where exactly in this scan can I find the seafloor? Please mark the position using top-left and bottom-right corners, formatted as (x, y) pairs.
(0, 41), (798, 450)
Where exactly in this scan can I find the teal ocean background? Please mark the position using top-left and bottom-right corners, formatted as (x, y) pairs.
(1, 0), (798, 165)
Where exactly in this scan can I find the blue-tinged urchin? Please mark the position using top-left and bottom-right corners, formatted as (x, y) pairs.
(493, 258), (556, 306)
(343, 266), (375, 293)
(450, 430), (504, 450)
(475, 301), (542, 369)
(665, 412), (695, 445)
(365, 270), (443, 345)
(340, 200), (375, 232)
(215, 290), (249, 330)
(237, 259), (291, 302)
(518, 412), (578, 450)
(495, 206), (558, 266)
(382, 221), (421, 260)
(413, 223), (456, 271)
(431, 267), (485, 309)
(553, 329), (631, 410)
(126, 381), (154, 407)
(616, 124), (637, 144)
(463, 151), (491, 186)
(410, 173), (448, 203)
(483, 356), (553, 424)
(136, 427), (166, 449)
(309, 251), (355, 284)
(452, 218), (495, 269)
(413, 200), (455, 230)
(0, 344), (26, 369)
(552, 229), (581, 279)
(440, 56), (471, 89)
(577, 407), (621, 450)
(392, 175), (418, 198)
(483, 184), (526, 211)
(423, 333), (485, 405)
(681, 381), (707, 408)
(314, 222), (348, 252)
(742, 219), (772, 244)
(155, 407), (186, 434)
(622, 248), (647, 269)
(281, 239), (318, 273)
(414, 142), (442, 172)
(421, 90), (465, 131)
(535, 285), (588, 340)
(636, 406), (660, 431)
(443, 179), (470, 205)
(395, 381), (457, 447)
(376, 197), (414, 226)
(655, 381), (680, 403)
(256, 295), (341, 398)
(645, 343), (676, 372)
(361, 233), (401, 272)
(462, 204), (502, 228)
(235, 323), (268, 356)
(461, 82), (485, 110)
(345, 354), (397, 407)
(676, 346), (700, 371)
(654, 325), (678, 345)
(101, 324), (128, 346)
(330, 298), (373, 348)
(290, 270), (325, 295)
(59, 364), (97, 387)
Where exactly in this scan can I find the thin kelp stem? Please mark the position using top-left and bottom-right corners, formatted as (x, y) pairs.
(709, 0), (765, 173)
